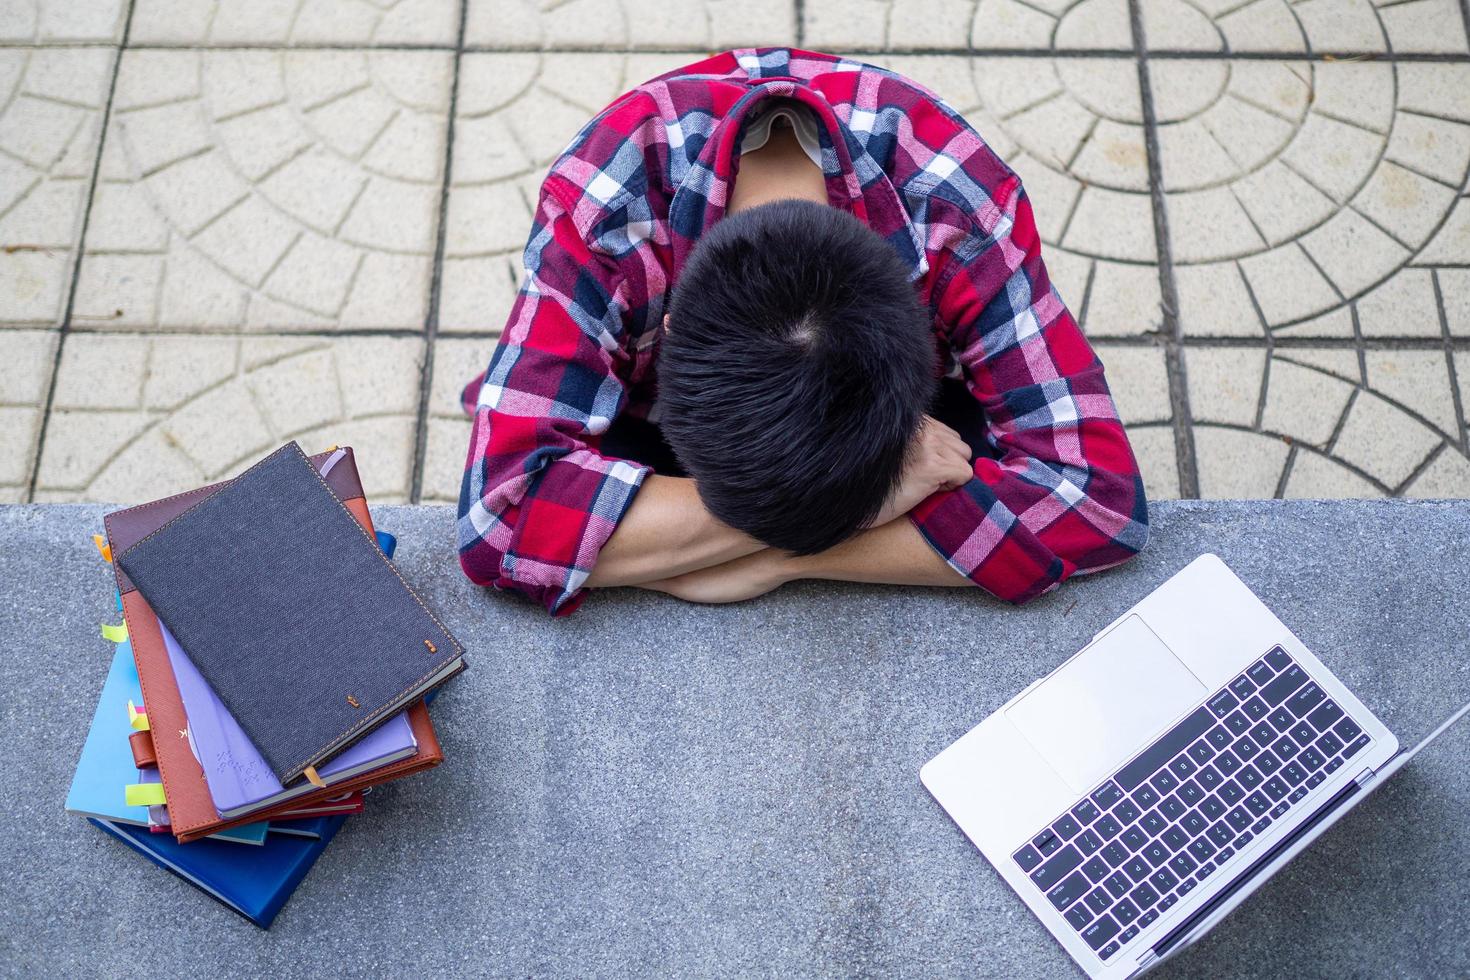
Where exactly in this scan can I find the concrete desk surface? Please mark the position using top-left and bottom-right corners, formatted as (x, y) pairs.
(2, 500), (1467, 979)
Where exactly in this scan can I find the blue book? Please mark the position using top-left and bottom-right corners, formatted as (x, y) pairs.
(88, 814), (347, 929)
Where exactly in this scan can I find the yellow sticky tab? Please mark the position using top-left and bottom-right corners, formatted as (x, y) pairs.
(92, 534), (112, 563)
(302, 766), (326, 788)
(127, 700), (150, 732)
(320, 444), (339, 453)
(100, 622), (127, 643)
(125, 783), (166, 807)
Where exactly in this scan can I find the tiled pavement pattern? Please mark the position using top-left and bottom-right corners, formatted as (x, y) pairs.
(3, 1), (1469, 507)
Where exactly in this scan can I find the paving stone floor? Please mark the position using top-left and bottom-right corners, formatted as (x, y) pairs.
(3, 0), (1468, 505)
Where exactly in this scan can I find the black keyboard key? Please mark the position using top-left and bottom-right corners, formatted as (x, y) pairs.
(1260, 665), (1307, 707)
(1113, 798), (1141, 826)
(1268, 706), (1295, 732)
(1299, 746), (1325, 772)
(1264, 646), (1291, 671)
(1235, 736), (1260, 762)
(1188, 836), (1217, 862)
(1014, 845), (1043, 872)
(1207, 689), (1239, 717)
(1101, 841), (1129, 868)
(1269, 801), (1289, 819)
(1215, 750), (1241, 776)
(1289, 786), (1308, 804)
(1131, 881), (1159, 909)
(1168, 852), (1198, 877)
(1072, 799), (1101, 825)
(1159, 894), (1178, 913)
(1249, 721), (1276, 746)
(1054, 813), (1082, 840)
(1245, 791), (1270, 816)
(1141, 841), (1169, 868)
(1151, 769), (1179, 795)
(1205, 726), (1232, 750)
(1034, 830), (1062, 856)
(1251, 815), (1272, 834)
(1197, 860), (1217, 881)
(1237, 766), (1263, 790)
(1286, 682), (1325, 718)
(1188, 740), (1216, 765)
(1123, 855), (1151, 883)
(1335, 717), (1363, 742)
(1236, 830), (1254, 848)
(1140, 809), (1167, 835)
(1100, 940), (1119, 960)
(1317, 731), (1344, 757)
(1159, 795), (1186, 821)
(1084, 887), (1112, 915)
(1217, 845), (1235, 863)
(1120, 826), (1147, 853)
(1326, 758), (1343, 774)
(1115, 707), (1214, 793)
(1149, 866), (1179, 893)
(1290, 720), (1315, 745)
(1031, 844), (1083, 890)
(1282, 761), (1307, 787)
(1207, 821), (1234, 847)
(1092, 782), (1124, 810)
(1140, 909), (1159, 927)
(1200, 794), (1225, 821)
(1218, 779), (1244, 805)
(1169, 755), (1198, 780)
(1256, 751), (1281, 777)
(1132, 784), (1161, 810)
(1113, 898), (1140, 927)
(1242, 696), (1270, 721)
(1343, 733), (1370, 759)
(1082, 855), (1110, 883)
(1066, 902), (1094, 931)
(1272, 735), (1299, 761)
(1223, 710), (1251, 736)
(1076, 828), (1103, 856)
(1104, 871), (1132, 899)
(1225, 806), (1251, 831)
(1177, 780), (1203, 807)
(1049, 870), (1091, 910)
(1229, 674), (1257, 699)
(1095, 813), (1123, 840)
(1181, 810), (1206, 836)
(1196, 765), (1222, 792)
(1307, 771), (1326, 789)
(1081, 915), (1120, 951)
(1307, 700), (1344, 732)
(1161, 826), (1188, 852)
(1120, 924), (1140, 944)
(1246, 659), (1274, 685)
(1263, 776), (1289, 802)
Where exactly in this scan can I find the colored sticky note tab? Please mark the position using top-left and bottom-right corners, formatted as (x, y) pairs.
(374, 530), (396, 558)
(302, 766), (326, 788)
(100, 622), (127, 643)
(92, 534), (112, 563)
(124, 783), (166, 807)
(115, 589), (123, 612)
(127, 700), (149, 732)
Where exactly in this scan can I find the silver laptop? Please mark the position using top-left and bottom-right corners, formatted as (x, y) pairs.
(921, 553), (1470, 978)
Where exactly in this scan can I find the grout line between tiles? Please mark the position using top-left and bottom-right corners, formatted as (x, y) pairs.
(409, 0), (469, 505)
(23, 0), (136, 503)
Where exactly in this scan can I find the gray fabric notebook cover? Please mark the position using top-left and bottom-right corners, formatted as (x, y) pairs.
(115, 441), (464, 784)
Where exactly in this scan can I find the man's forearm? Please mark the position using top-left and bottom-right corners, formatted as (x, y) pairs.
(783, 516), (969, 587)
(585, 473), (765, 587)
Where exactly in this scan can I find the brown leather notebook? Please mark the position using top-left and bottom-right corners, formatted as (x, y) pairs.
(104, 448), (445, 843)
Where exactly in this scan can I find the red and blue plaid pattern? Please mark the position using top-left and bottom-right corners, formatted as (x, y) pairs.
(459, 47), (1149, 615)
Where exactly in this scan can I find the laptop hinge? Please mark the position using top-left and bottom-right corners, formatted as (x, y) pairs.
(1134, 949), (1157, 970)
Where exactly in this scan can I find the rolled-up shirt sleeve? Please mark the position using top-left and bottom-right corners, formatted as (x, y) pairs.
(910, 175), (1150, 604)
(457, 181), (650, 616)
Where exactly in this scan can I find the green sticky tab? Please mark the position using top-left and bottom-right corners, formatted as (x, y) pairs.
(100, 622), (127, 643)
(124, 783), (166, 807)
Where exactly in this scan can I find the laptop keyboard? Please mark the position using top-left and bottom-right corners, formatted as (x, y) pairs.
(1010, 645), (1371, 963)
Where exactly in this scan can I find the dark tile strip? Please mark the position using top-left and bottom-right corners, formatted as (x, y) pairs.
(409, 0), (469, 505)
(1433, 269), (1469, 454)
(795, 0), (806, 48)
(23, 1), (136, 503)
(1129, 0), (1200, 498)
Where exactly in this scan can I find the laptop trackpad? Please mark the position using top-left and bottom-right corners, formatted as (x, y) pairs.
(1006, 616), (1206, 794)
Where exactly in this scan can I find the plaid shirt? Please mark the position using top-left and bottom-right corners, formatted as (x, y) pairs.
(459, 47), (1149, 615)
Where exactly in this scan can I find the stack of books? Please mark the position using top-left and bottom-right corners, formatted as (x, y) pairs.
(65, 442), (467, 928)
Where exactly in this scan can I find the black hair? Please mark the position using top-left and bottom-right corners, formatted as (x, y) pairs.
(658, 197), (938, 555)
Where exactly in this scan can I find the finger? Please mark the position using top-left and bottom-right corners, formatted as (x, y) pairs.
(924, 417), (964, 445)
(936, 426), (973, 460)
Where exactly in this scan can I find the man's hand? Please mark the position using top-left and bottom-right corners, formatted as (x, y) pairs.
(867, 415), (975, 528)
(642, 548), (792, 604)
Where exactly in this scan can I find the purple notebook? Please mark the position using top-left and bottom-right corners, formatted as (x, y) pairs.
(161, 623), (417, 819)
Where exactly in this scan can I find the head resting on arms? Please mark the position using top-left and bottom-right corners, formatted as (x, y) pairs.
(658, 198), (938, 555)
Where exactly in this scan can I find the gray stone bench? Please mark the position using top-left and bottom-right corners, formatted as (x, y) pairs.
(3, 500), (1467, 978)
